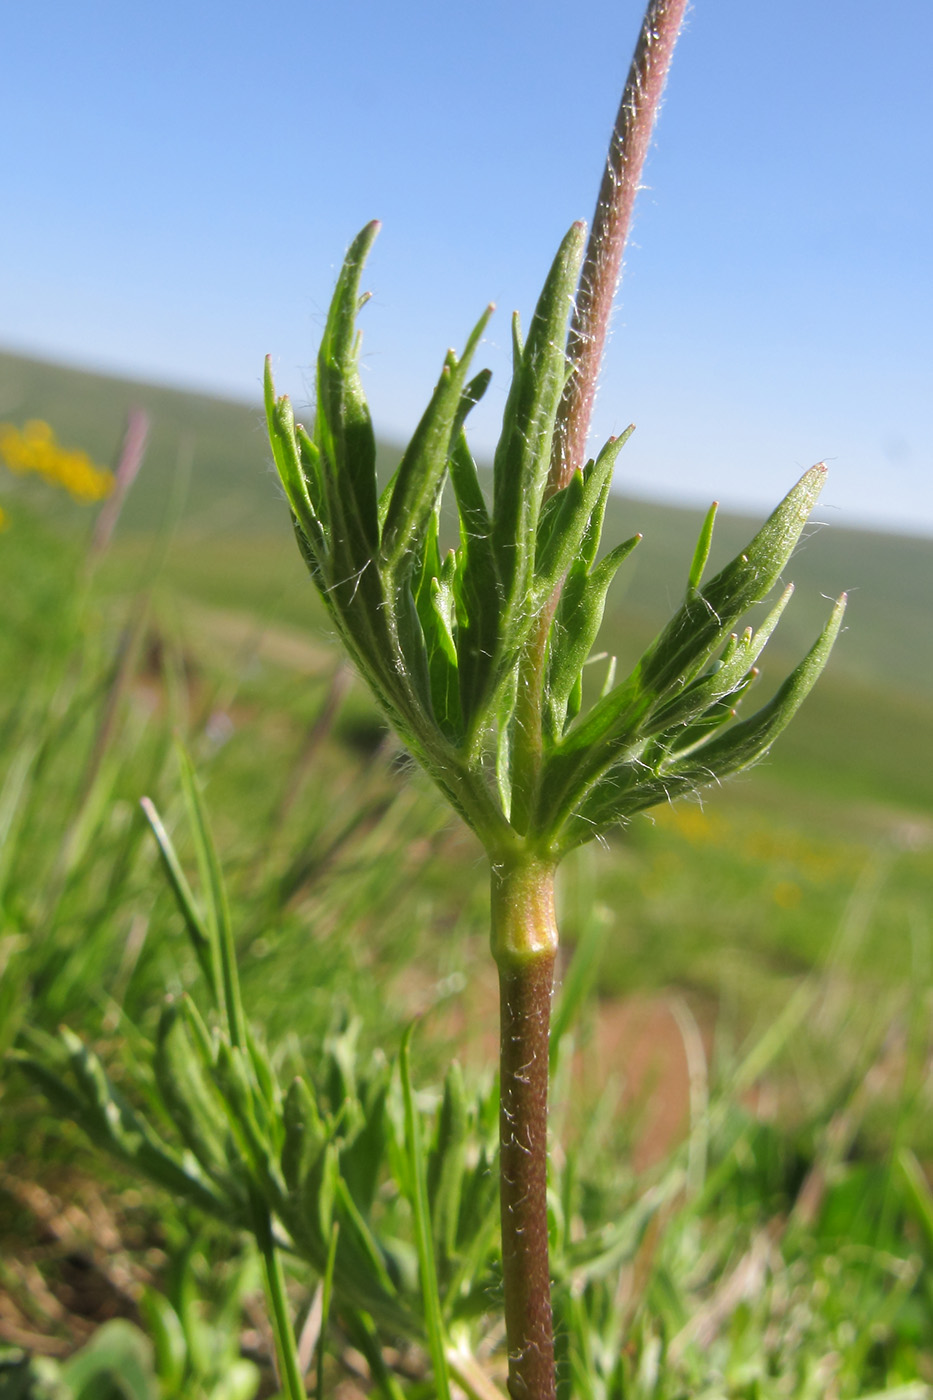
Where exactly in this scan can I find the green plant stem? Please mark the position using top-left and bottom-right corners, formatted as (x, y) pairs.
(552, 0), (689, 489)
(254, 1194), (308, 1399)
(491, 857), (558, 1400)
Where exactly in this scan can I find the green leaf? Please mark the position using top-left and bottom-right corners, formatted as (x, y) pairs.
(557, 1177), (683, 1283)
(138, 1290), (187, 1394)
(175, 744), (246, 1049)
(297, 1139), (338, 1260)
(427, 1061), (469, 1271)
(431, 554), (459, 669)
(264, 361), (327, 562)
(393, 571), (433, 718)
(410, 518), (462, 738)
(139, 796), (213, 991)
(492, 223), (586, 619)
(153, 998), (236, 1188)
(638, 464), (827, 702)
(380, 312), (492, 575)
(344, 1310), (410, 1400)
(400, 1025), (452, 1399)
(658, 591), (847, 782)
(440, 226), (589, 751)
(578, 429), (635, 574)
(897, 1148), (933, 1253)
(448, 433), (503, 741)
(59, 1320), (157, 1400)
(211, 1364), (263, 1400)
(427, 587), (463, 740)
(281, 1075), (326, 1195)
(661, 664), (759, 756)
(214, 1042), (286, 1209)
(0, 934), (28, 1061)
(559, 593), (846, 845)
(533, 429), (634, 598)
(315, 222), (381, 560)
(544, 534), (641, 743)
(534, 466), (586, 587)
(0, 734), (40, 909)
(11, 1048), (90, 1123)
(542, 467), (828, 828)
(687, 499), (718, 593)
(495, 668), (519, 820)
(35, 1031), (230, 1220)
(340, 1073), (390, 1216)
(332, 1174), (410, 1324)
(246, 1030), (281, 1124)
(317, 1218), (341, 1400)
(643, 582), (795, 739)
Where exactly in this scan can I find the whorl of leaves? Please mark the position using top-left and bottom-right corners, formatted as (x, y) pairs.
(266, 225), (844, 856)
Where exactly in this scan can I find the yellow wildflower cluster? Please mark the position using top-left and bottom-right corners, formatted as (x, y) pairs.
(0, 419), (114, 503)
(655, 801), (859, 888)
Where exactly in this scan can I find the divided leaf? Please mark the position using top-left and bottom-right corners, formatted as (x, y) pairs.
(533, 428), (634, 599)
(314, 221), (381, 562)
(557, 593), (846, 848)
(544, 533), (641, 742)
(380, 321), (492, 576)
(267, 224), (843, 853)
(492, 224), (586, 618)
(539, 466), (831, 833)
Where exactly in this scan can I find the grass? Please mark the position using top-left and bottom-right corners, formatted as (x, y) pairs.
(1, 351), (932, 1395)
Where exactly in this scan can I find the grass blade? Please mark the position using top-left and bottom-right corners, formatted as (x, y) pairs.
(139, 795), (214, 992)
(175, 742), (246, 1048)
(316, 1220), (340, 1400)
(400, 1023), (452, 1400)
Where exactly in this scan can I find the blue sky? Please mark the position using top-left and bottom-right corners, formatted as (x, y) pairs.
(3, 0), (931, 535)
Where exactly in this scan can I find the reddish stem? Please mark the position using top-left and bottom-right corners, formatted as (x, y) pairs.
(499, 954), (556, 1400)
(551, 0), (689, 491)
(491, 859), (558, 1400)
(491, 8), (688, 1394)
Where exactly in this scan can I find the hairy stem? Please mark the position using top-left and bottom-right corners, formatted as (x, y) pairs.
(491, 858), (558, 1400)
(509, 0), (689, 841)
(551, 0), (689, 490)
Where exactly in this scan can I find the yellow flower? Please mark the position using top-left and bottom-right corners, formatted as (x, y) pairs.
(0, 420), (114, 503)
